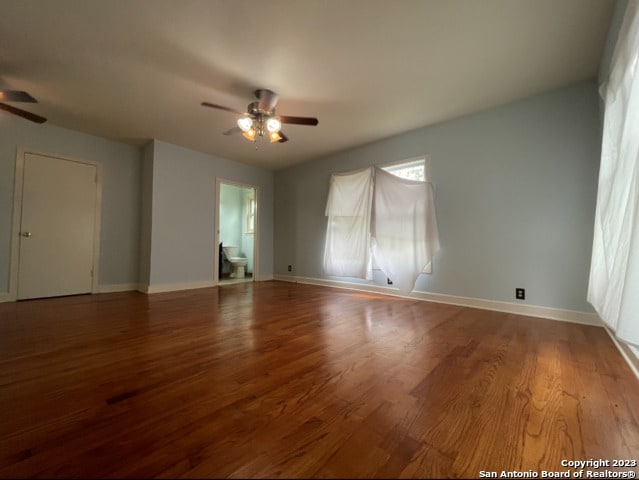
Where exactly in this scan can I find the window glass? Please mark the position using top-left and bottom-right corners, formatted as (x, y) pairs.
(246, 195), (255, 234)
(382, 158), (426, 181)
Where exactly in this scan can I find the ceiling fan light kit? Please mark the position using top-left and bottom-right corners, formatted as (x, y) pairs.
(202, 88), (318, 145)
(238, 115), (283, 143)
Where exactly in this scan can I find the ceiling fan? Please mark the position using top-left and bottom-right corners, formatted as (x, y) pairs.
(0, 89), (47, 124)
(201, 89), (318, 144)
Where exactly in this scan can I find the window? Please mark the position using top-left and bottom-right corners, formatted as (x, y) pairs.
(381, 156), (427, 181)
(245, 193), (255, 234)
(376, 156), (434, 275)
(588, 1), (639, 346)
(323, 156), (439, 294)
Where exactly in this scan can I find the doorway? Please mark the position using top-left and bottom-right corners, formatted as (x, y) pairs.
(215, 179), (258, 285)
(10, 151), (101, 300)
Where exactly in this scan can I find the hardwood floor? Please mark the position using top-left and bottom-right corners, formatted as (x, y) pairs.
(0, 281), (637, 479)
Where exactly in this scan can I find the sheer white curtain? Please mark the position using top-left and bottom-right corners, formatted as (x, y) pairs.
(372, 168), (440, 294)
(323, 167), (374, 279)
(588, 0), (639, 347)
(323, 166), (440, 294)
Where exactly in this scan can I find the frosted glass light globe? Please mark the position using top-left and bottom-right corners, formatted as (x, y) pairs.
(237, 117), (253, 132)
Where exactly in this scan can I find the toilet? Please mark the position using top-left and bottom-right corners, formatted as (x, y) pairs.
(222, 246), (248, 278)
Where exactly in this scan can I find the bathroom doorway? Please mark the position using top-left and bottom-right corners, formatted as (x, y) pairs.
(215, 179), (258, 285)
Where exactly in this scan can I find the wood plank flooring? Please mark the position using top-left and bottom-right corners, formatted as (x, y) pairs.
(0, 281), (637, 478)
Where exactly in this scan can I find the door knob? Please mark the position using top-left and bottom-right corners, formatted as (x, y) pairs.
(21, 232), (32, 237)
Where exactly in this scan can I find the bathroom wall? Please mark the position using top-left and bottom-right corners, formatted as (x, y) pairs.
(220, 183), (243, 252)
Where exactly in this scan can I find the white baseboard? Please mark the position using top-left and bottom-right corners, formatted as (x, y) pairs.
(143, 280), (217, 294)
(604, 328), (639, 380)
(95, 283), (139, 293)
(273, 274), (601, 327)
(631, 345), (639, 379)
(0, 292), (13, 303)
(139, 276), (274, 293)
(1, 284), (140, 300)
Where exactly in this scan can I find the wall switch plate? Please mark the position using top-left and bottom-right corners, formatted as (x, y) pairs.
(287, 265), (292, 272)
(516, 288), (525, 300)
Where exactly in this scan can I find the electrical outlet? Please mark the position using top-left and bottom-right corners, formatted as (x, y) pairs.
(287, 265), (292, 272)
(387, 277), (393, 285)
(515, 288), (525, 300)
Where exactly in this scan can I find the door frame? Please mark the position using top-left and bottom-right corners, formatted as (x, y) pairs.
(214, 178), (259, 284)
(9, 148), (103, 301)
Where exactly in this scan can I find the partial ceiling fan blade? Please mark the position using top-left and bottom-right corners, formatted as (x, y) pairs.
(201, 101), (245, 115)
(0, 102), (46, 123)
(279, 115), (319, 126)
(223, 126), (241, 136)
(0, 90), (37, 103)
(278, 131), (289, 143)
(255, 89), (278, 113)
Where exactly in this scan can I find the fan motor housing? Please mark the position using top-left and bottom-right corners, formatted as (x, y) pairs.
(248, 101), (271, 115)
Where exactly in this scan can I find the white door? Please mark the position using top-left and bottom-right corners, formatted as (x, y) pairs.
(17, 153), (98, 300)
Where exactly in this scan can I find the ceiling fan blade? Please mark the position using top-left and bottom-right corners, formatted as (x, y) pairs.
(0, 90), (38, 103)
(279, 115), (319, 126)
(255, 89), (278, 113)
(278, 131), (289, 143)
(0, 102), (46, 123)
(223, 126), (241, 136)
(201, 101), (245, 115)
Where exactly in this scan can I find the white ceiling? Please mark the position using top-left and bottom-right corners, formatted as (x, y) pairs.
(0, 0), (615, 170)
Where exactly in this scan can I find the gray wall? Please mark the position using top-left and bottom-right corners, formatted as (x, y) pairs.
(0, 114), (141, 292)
(144, 140), (273, 288)
(138, 141), (154, 287)
(0, 120), (273, 295)
(274, 81), (601, 312)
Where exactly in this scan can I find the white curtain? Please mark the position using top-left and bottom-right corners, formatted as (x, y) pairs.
(588, 0), (639, 347)
(323, 167), (374, 279)
(323, 166), (440, 295)
(372, 168), (440, 295)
